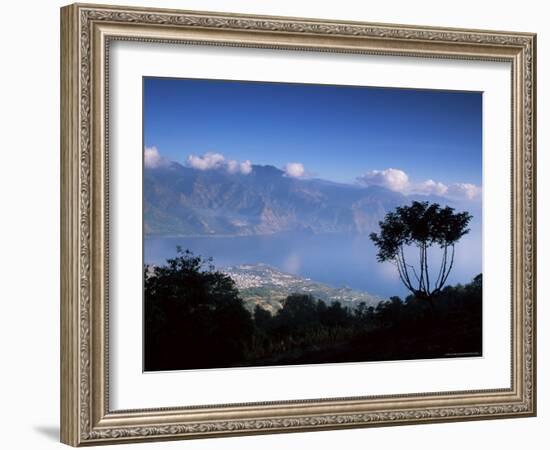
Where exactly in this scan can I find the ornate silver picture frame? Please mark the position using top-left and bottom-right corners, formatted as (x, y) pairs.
(60, 3), (536, 446)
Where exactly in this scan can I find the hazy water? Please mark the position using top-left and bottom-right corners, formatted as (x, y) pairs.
(144, 231), (481, 298)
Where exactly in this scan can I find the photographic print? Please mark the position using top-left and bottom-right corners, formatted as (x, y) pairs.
(143, 77), (483, 372)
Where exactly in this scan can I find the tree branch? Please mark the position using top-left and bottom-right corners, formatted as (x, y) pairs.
(435, 244), (447, 289)
(398, 253), (415, 292)
(436, 245), (449, 291)
(424, 243), (431, 294)
(394, 255), (415, 294)
(405, 262), (421, 284)
(399, 246), (418, 290)
(440, 244), (455, 287)
(418, 245), (426, 294)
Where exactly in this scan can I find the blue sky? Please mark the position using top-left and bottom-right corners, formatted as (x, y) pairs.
(143, 77), (482, 194)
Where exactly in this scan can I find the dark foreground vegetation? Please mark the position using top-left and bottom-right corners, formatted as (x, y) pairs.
(144, 248), (482, 371)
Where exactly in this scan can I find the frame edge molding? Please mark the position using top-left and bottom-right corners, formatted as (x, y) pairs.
(60, 3), (536, 446)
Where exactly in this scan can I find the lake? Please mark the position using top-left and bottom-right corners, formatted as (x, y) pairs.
(144, 231), (481, 299)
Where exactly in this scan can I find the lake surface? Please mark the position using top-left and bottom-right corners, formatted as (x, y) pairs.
(144, 231), (481, 298)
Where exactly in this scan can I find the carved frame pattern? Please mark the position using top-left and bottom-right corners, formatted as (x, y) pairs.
(60, 3), (536, 446)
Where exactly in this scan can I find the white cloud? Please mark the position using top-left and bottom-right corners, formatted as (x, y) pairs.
(284, 162), (306, 178)
(239, 160), (253, 175)
(357, 167), (481, 201)
(144, 146), (168, 169)
(447, 183), (482, 200)
(226, 159), (239, 173)
(226, 159), (253, 175)
(415, 179), (449, 196)
(186, 152), (225, 171)
(186, 152), (253, 175)
(357, 168), (410, 192)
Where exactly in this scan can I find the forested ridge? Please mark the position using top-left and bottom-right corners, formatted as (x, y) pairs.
(144, 248), (482, 371)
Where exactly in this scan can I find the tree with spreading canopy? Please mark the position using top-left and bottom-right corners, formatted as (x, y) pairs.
(369, 201), (472, 303)
(144, 247), (254, 371)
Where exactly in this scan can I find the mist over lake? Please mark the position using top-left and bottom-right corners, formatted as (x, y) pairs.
(144, 230), (481, 298)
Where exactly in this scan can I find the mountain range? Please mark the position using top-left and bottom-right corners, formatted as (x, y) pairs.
(144, 162), (472, 237)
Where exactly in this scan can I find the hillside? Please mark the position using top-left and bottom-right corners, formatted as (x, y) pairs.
(221, 263), (383, 314)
